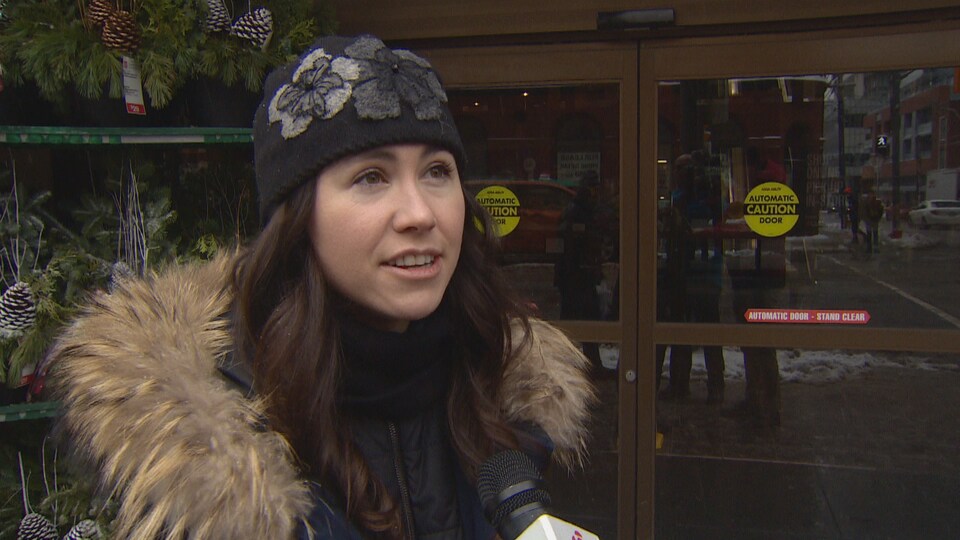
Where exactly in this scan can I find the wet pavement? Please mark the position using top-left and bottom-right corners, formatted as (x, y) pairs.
(654, 363), (960, 539)
(543, 358), (960, 539)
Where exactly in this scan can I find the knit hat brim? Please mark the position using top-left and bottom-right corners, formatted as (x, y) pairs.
(254, 35), (467, 222)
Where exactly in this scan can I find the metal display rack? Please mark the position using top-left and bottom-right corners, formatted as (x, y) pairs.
(0, 125), (253, 145)
(0, 401), (60, 422)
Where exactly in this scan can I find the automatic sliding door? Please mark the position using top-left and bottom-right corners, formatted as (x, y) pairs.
(426, 44), (639, 539)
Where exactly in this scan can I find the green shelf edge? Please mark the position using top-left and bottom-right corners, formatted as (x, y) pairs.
(0, 401), (62, 422)
(0, 126), (253, 145)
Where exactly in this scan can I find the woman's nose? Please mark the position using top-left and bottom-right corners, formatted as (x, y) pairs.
(392, 181), (437, 232)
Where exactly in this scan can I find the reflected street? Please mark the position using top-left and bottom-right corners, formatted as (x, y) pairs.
(767, 212), (960, 329)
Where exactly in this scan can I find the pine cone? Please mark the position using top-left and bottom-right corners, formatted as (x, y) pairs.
(230, 7), (273, 50)
(102, 9), (141, 52)
(0, 281), (36, 339)
(63, 520), (101, 540)
(17, 513), (57, 540)
(86, 0), (115, 27)
(204, 0), (231, 33)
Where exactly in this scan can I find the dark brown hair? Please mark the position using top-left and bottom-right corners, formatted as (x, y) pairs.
(232, 176), (529, 536)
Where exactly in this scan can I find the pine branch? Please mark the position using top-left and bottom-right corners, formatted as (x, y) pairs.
(74, 41), (123, 100)
(18, 452), (29, 514)
(137, 49), (178, 108)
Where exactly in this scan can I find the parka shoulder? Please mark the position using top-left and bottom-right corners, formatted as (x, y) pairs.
(50, 254), (313, 540)
(502, 318), (598, 469)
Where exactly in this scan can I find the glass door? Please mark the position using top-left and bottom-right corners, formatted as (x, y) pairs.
(424, 43), (639, 539)
(644, 25), (960, 539)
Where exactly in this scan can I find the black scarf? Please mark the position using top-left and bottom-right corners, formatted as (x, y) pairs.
(337, 308), (455, 420)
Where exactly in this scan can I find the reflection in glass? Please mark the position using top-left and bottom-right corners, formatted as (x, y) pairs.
(548, 341), (619, 539)
(655, 347), (960, 538)
(445, 87), (621, 536)
(448, 86), (620, 323)
(657, 68), (960, 330)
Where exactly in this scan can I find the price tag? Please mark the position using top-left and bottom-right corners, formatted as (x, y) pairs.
(122, 56), (147, 116)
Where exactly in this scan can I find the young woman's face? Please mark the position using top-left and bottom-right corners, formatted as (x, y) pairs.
(309, 144), (465, 332)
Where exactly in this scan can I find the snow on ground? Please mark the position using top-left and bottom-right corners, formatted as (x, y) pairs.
(884, 230), (944, 249)
(593, 212), (960, 383)
(598, 345), (960, 384)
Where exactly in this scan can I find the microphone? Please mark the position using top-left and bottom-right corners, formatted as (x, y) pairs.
(477, 449), (600, 540)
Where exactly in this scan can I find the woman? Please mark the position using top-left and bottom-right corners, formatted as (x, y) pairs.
(51, 35), (595, 539)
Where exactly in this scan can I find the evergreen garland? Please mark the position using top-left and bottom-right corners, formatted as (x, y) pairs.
(0, 2), (323, 528)
(0, 440), (115, 540)
(196, 0), (334, 92)
(0, 0), (335, 111)
(0, 179), (108, 387)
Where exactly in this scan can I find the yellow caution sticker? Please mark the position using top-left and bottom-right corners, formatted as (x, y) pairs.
(475, 185), (520, 237)
(743, 182), (799, 237)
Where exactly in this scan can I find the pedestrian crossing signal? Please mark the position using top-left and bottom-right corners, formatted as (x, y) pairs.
(875, 135), (890, 156)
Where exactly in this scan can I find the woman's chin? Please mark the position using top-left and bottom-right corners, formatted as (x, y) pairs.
(355, 301), (443, 333)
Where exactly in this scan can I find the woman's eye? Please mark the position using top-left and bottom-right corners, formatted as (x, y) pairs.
(354, 170), (386, 186)
(425, 163), (454, 181)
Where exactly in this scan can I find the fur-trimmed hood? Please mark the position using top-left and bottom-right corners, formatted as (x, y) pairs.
(51, 254), (596, 539)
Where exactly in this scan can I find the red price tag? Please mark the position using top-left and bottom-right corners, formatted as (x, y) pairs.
(122, 56), (147, 116)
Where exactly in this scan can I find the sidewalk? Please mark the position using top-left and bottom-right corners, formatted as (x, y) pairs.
(654, 360), (960, 539)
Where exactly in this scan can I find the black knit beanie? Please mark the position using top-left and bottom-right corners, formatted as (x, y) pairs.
(253, 34), (468, 222)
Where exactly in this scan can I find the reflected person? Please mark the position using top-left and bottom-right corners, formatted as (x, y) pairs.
(657, 153), (725, 402)
(556, 170), (604, 364)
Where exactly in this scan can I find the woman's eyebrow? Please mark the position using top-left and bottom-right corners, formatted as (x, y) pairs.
(353, 148), (399, 162)
(420, 145), (456, 161)
(342, 145), (452, 167)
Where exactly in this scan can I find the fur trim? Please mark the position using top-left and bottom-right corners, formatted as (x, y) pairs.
(502, 319), (597, 469)
(50, 256), (595, 538)
(51, 254), (313, 539)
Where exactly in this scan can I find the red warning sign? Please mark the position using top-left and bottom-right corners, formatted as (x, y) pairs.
(744, 309), (870, 324)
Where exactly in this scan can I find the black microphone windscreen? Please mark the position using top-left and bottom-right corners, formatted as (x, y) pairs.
(477, 450), (551, 529)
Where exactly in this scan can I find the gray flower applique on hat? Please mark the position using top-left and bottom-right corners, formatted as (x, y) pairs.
(343, 36), (448, 121)
(268, 36), (449, 140)
(268, 47), (361, 139)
